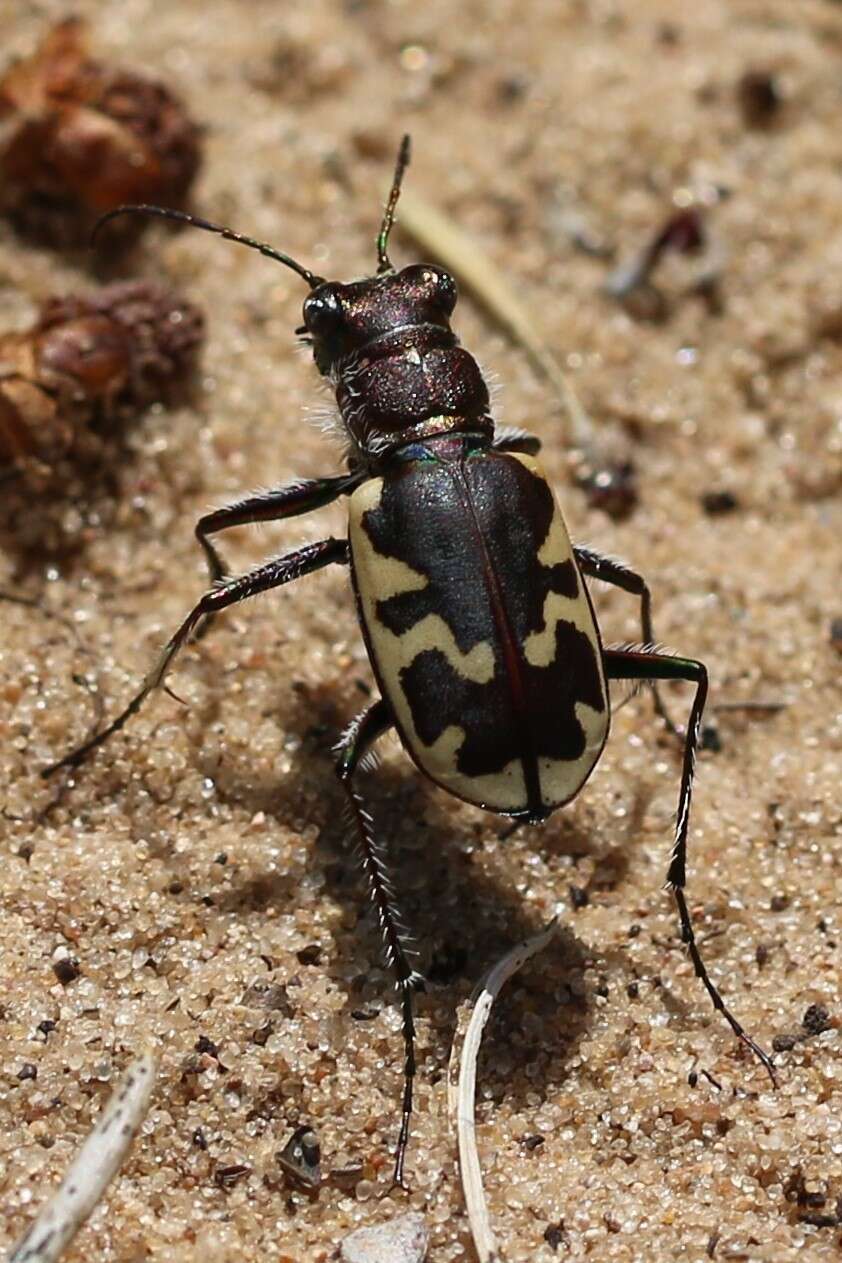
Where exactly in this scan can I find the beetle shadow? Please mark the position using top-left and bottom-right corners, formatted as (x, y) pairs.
(203, 684), (659, 1114)
(332, 758), (595, 1115)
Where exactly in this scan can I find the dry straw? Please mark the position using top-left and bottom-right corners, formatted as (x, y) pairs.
(10, 1052), (158, 1263)
(450, 919), (558, 1262)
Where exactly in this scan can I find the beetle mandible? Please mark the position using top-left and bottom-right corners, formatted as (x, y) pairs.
(45, 136), (775, 1187)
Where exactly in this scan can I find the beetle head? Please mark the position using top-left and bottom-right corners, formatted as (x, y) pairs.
(302, 264), (458, 375)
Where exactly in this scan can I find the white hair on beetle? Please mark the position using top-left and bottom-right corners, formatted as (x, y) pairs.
(476, 356), (504, 416)
(302, 398), (346, 444)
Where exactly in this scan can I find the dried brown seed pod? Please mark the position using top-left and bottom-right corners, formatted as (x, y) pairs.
(0, 18), (201, 247)
(0, 279), (204, 477)
(0, 279), (203, 555)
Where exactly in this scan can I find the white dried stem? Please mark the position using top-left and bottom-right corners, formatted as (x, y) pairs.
(451, 919), (558, 1263)
(398, 189), (594, 452)
(10, 1052), (158, 1263)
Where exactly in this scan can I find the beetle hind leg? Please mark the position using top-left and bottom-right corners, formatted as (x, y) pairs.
(604, 647), (776, 1086)
(334, 698), (424, 1188)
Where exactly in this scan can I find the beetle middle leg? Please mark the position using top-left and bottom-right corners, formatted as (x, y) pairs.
(334, 698), (424, 1189)
(43, 537), (349, 776)
(603, 647), (776, 1085)
(577, 546), (680, 737)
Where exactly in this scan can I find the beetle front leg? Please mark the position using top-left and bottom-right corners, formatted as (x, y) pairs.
(196, 472), (361, 583)
(576, 546), (680, 738)
(335, 698), (424, 1189)
(43, 538), (349, 777)
(603, 647), (776, 1085)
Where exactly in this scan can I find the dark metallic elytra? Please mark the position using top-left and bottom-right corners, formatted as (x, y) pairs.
(365, 453), (580, 651)
(355, 446), (606, 818)
(45, 136), (776, 1190)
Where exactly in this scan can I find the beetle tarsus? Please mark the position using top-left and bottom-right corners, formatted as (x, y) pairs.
(673, 884), (777, 1087)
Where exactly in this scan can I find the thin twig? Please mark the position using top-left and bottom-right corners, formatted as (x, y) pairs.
(10, 1052), (158, 1263)
(398, 190), (594, 452)
(451, 919), (558, 1263)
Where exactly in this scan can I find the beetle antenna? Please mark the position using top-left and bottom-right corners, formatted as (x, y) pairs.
(91, 205), (325, 288)
(377, 134), (411, 274)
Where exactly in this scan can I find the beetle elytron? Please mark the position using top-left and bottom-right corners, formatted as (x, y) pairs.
(46, 137), (775, 1186)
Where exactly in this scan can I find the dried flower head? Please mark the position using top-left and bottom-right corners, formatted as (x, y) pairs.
(0, 19), (201, 247)
(0, 279), (204, 553)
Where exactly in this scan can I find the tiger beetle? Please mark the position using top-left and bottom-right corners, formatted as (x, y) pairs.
(44, 136), (776, 1187)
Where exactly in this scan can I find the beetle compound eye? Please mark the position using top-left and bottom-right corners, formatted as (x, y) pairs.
(413, 265), (458, 315)
(303, 289), (344, 337)
(403, 264), (457, 316)
(428, 267), (457, 315)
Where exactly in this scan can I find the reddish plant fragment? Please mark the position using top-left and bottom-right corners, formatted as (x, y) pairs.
(0, 19), (201, 247)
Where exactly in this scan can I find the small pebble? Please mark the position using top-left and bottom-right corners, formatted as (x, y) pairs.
(544, 1222), (567, 1251)
(737, 69), (781, 128)
(51, 951), (80, 985)
(278, 1125), (321, 1190)
(701, 489), (739, 516)
(340, 1211), (429, 1263)
(802, 1004), (832, 1036)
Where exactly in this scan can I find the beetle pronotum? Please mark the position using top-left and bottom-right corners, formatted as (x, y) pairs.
(45, 136), (775, 1187)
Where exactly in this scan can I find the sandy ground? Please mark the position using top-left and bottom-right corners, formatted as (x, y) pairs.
(1, 1), (841, 1260)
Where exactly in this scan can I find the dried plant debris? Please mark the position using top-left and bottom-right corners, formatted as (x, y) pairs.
(339, 1211), (429, 1263)
(0, 280), (204, 467)
(0, 18), (201, 247)
(575, 456), (638, 521)
(773, 1004), (834, 1053)
(9, 1053), (158, 1263)
(605, 200), (724, 319)
(0, 279), (203, 551)
(452, 919), (558, 1263)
